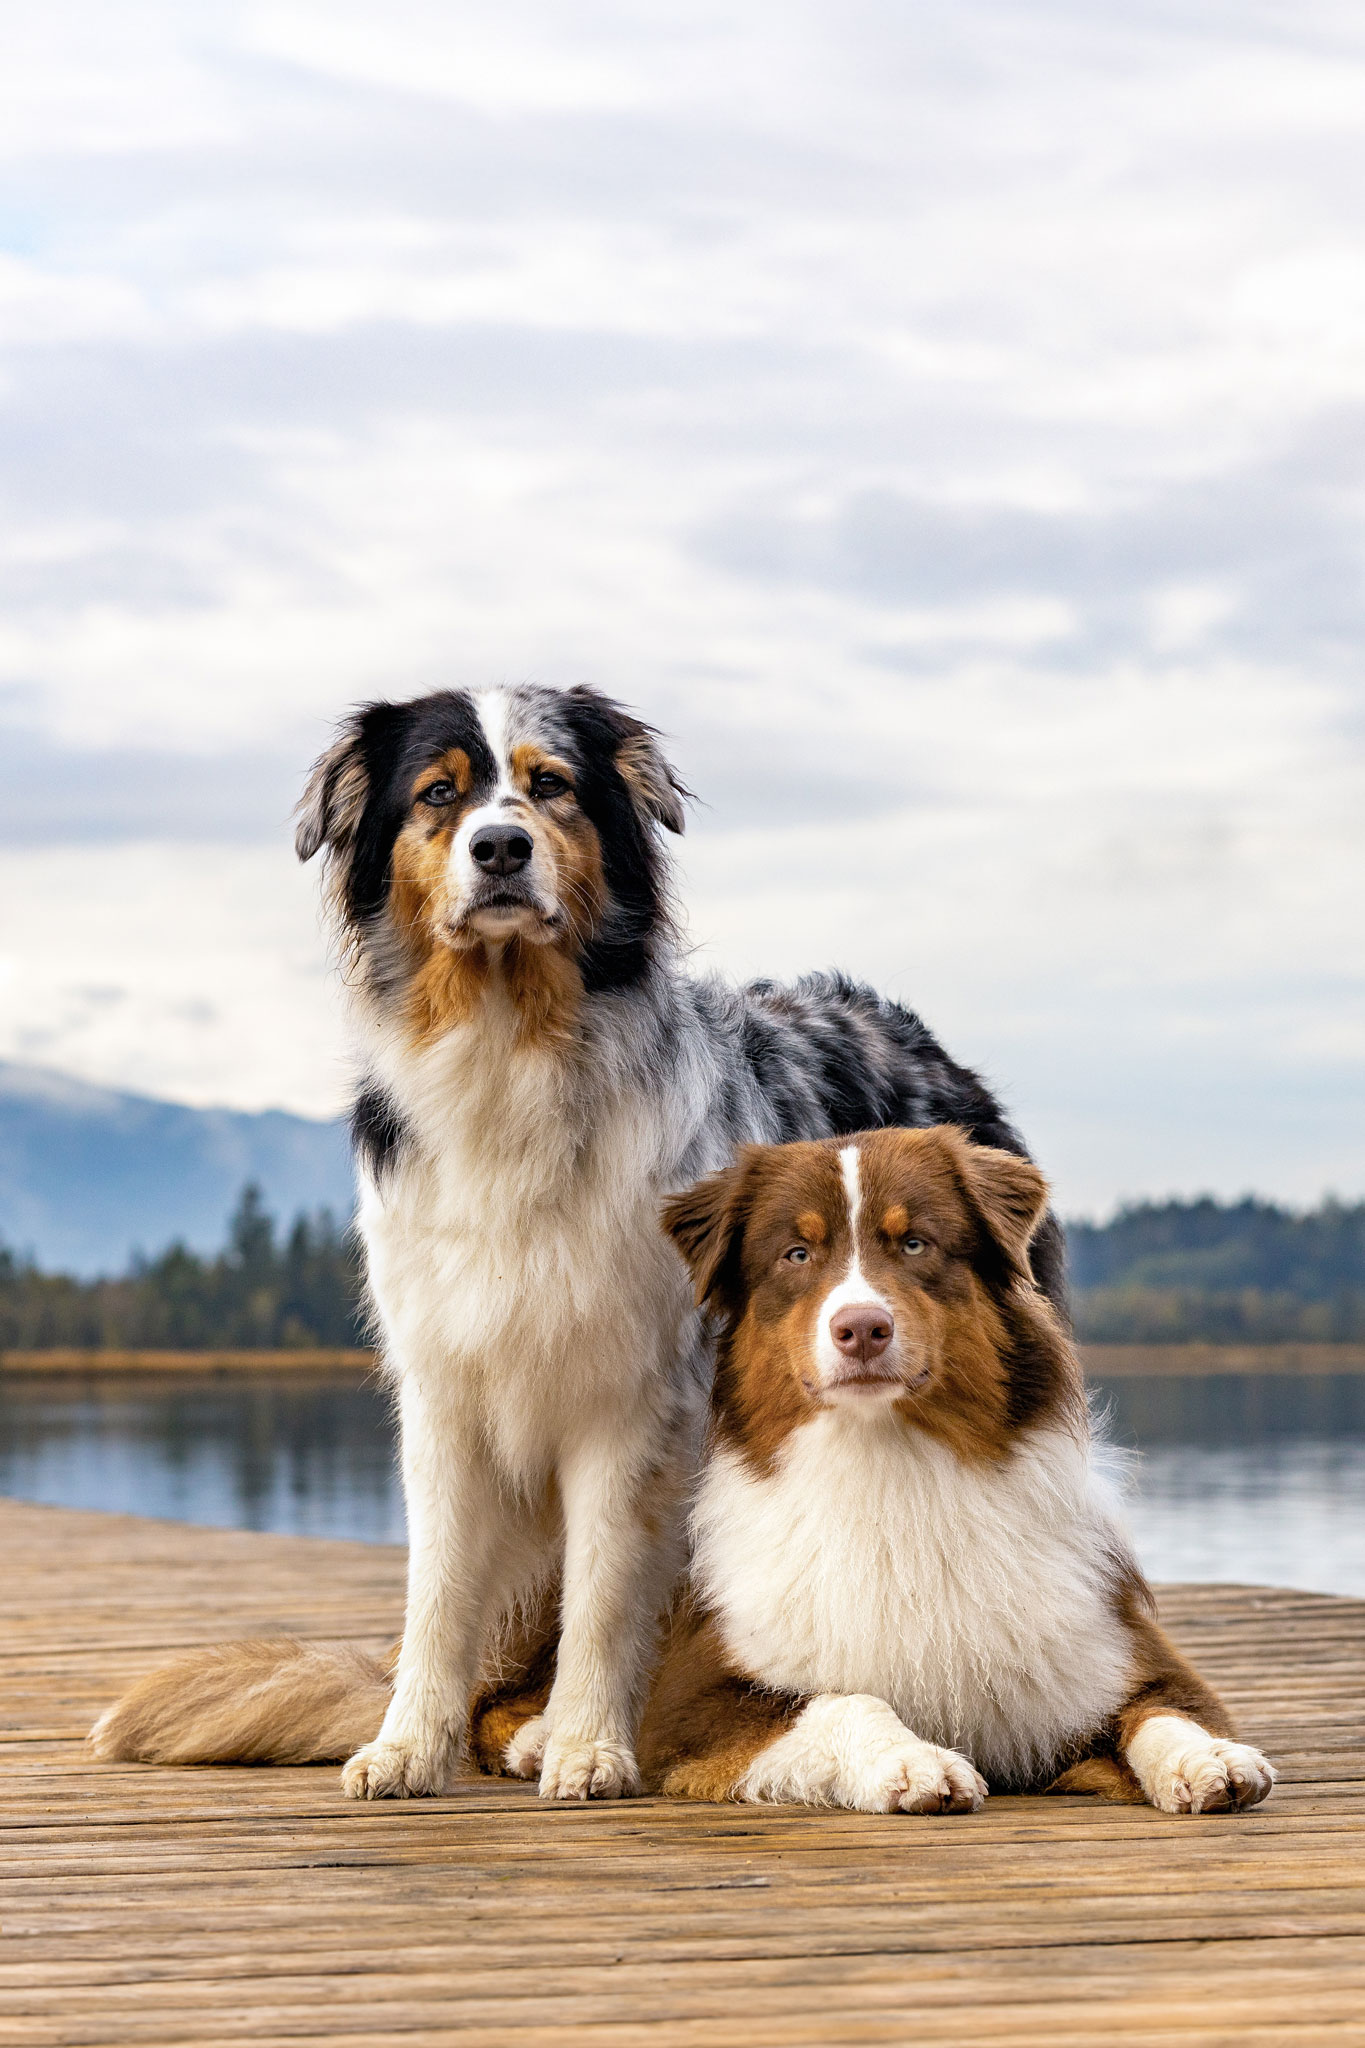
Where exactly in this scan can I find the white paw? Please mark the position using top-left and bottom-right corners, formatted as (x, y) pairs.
(503, 1714), (548, 1780)
(1145, 1735), (1276, 1815)
(864, 1738), (987, 1816)
(340, 1738), (451, 1799)
(538, 1731), (642, 1801)
(739, 1696), (986, 1814)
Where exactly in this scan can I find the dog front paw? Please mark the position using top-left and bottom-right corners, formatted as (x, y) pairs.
(872, 1739), (987, 1816)
(341, 1738), (451, 1799)
(538, 1732), (642, 1801)
(503, 1713), (548, 1780)
(1146, 1736), (1276, 1815)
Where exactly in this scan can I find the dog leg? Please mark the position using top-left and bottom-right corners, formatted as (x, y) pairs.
(1124, 1713), (1275, 1815)
(1114, 1606), (1275, 1815)
(535, 1433), (678, 1800)
(342, 1379), (503, 1799)
(739, 1694), (987, 1814)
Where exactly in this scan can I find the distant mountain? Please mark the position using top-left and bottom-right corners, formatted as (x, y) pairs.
(0, 1064), (354, 1275)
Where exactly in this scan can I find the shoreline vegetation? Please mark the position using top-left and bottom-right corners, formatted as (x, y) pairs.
(3, 1343), (1364, 1376)
(2, 1182), (1363, 1353)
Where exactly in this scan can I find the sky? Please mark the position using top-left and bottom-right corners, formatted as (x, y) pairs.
(0, 0), (1362, 1215)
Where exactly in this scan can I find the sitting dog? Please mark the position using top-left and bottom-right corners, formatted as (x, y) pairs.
(100, 1123), (1275, 1818)
(613, 1126), (1272, 1813)
(91, 685), (1065, 1802)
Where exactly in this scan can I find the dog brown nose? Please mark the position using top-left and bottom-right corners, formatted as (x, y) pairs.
(830, 1303), (894, 1363)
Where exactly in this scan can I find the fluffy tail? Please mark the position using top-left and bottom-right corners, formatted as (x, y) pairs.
(89, 1639), (395, 1766)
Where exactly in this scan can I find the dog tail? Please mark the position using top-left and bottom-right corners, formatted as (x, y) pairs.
(88, 1638), (396, 1766)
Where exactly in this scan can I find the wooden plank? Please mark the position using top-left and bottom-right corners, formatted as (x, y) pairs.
(2, 1496), (1363, 2044)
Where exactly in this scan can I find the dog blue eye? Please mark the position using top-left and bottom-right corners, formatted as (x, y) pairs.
(903, 1238), (926, 1256)
(420, 781), (456, 807)
(784, 1246), (810, 1264)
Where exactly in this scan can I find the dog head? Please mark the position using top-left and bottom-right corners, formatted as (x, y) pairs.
(297, 685), (688, 1037)
(663, 1126), (1076, 1466)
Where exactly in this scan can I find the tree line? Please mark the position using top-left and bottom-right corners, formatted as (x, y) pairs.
(0, 1186), (365, 1351)
(1067, 1196), (1365, 1343)
(0, 1186), (1362, 1351)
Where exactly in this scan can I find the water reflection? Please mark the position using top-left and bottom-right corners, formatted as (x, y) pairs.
(1091, 1372), (1365, 1597)
(1, 1370), (1363, 1595)
(1096, 1372), (1365, 1445)
(0, 1372), (404, 1544)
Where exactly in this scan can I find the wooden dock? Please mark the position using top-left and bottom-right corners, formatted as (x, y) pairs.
(3, 1497), (1365, 2046)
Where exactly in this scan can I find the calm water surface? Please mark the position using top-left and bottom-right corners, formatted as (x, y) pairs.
(2, 1370), (1363, 1595)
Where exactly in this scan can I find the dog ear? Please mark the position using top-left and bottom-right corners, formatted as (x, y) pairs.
(953, 1138), (1050, 1284)
(564, 686), (690, 834)
(661, 1160), (750, 1307)
(614, 723), (689, 835)
(295, 722), (369, 864)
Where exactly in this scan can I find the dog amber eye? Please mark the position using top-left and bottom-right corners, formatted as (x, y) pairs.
(419, 781), (457, 808)
(531, 771), (570, 800)
(783, 1245), (810, 1265)
(903, 1238), (927, 1256)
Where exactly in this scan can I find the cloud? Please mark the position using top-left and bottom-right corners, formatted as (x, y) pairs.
(0, 0), (1361, 1207)
(0, 722), (301, 843)
(696, 412), (1365, 669)
(0, 840), (344, 1117)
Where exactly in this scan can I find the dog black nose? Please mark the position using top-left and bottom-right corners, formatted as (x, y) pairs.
(470, 823), (534, 876)
(830, 1303), (894, 1363)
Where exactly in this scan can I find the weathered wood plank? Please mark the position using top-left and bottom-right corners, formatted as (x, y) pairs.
(3, 1496), (1363, 2045)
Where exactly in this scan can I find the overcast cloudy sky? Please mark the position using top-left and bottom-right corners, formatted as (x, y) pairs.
(1, 0), (1362, 1213)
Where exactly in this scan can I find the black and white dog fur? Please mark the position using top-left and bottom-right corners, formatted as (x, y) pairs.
(292, 683), (1066, 1801)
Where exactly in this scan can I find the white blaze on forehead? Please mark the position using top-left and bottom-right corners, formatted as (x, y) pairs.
(813, 1143), (896, 1383)
(451, 687), (558, 911)
(474, 687), (516, 799)
(839, 1143), (861, 1235)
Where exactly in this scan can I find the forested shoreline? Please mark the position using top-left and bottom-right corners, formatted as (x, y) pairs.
(0, 1187), (365, 1351)
(1, 1186), (1362, 1349)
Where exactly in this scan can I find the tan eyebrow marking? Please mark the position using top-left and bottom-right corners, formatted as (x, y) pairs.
(795, 1210), (828, 1244)
(881, 1204), (911, 1238)
(411, 747), (472, 801)
(511, 743), (575, 790)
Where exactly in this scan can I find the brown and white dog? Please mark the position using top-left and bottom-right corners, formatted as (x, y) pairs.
(613, 1127), (1271, 1813)
(92, 686), (1069, 1804)
(92, 1121), (1276, 1816)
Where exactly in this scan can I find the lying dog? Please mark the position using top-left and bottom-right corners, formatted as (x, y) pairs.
(92, 685), (1066, 1802)
(94, 1124), (1274, 1817)
(623, 1126), (1273, 1813)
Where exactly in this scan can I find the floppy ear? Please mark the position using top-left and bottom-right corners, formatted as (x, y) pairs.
(661, 1160), (750, 1307)
(565, 686), (689, 834)
(615, 723), (689, 835)
(953, 1139), (1051, 1284)
(295, 722), (369, 864)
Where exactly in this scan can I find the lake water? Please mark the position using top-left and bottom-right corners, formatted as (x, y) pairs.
(2, 1370), (1363, 1596)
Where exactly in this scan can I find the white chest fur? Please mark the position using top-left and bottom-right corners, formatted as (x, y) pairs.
(691, 1411), (1136, 1785)
(355, 1001), (712, 1484)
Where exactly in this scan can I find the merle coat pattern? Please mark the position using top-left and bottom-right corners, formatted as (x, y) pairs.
(92, 683), (1065, 1802)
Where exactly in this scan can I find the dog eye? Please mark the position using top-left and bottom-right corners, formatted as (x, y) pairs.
(419, 781), (456, 808)
(783, 1245), (810, 1265)
(531, 771), (570, 800)
(902, 1237), (927, 1256)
